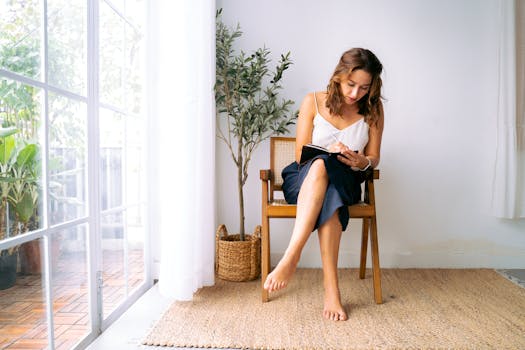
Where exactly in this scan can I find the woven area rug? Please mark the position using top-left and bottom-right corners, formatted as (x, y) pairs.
(143, 269), (525, 349)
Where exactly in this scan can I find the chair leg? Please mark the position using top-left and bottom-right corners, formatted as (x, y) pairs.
(369, 215), (382, 304)
(261, 215), (270, 302)
(359, 218), (369, 279)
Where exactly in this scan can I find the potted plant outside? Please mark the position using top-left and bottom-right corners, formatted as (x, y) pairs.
(215, 10), (297, 281)
(0, 126), (40, 289)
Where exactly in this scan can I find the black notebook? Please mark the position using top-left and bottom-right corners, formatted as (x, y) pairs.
(299, 144), (341, 164)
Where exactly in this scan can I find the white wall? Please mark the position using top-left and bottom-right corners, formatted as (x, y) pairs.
(215, 0), (525, 268)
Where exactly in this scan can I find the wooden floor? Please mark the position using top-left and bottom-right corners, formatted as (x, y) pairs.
(0, 249), (144, 350)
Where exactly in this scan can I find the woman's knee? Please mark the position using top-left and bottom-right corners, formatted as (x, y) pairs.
(307, 159), (328, 181)
(323, 211), (342, 230)
(318, 212), (342, 236)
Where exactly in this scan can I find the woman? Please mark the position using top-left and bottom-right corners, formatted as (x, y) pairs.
(263, 48), (385, 321)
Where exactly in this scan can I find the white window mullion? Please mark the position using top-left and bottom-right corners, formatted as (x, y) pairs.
(0, 69), (88, 104)
(41, 0), (55, 348)
(87, 0), (103, 335)
(41, 0), (50, 242)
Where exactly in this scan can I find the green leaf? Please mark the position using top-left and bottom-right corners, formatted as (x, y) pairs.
(0, 134), (16, 164)
(13, 191), (34, 223)
(0, 126), (18, 138)
(16, 143), (37, 168)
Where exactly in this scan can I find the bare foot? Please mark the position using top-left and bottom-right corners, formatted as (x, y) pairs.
(323, 288), (348, 321)
(263, 256), (297, 292)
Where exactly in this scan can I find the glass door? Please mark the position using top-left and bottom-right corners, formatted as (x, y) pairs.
(0, 0), (150, 348)
(97, 0), (148, 327)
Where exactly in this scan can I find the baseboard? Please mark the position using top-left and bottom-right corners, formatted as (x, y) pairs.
(270, 251), (525, 269)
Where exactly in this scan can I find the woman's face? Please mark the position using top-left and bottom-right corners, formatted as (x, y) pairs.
(339, 69), (372, 105)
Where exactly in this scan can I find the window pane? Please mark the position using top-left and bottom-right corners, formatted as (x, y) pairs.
(48, 0), (87, 95)
(128, 204), (145, 291)
(124, 14), (143, 115)
(99, 0), (143, 112)
(0, 78), (44, 237)
(49, 93), (87, 225)
(101, 208), (145, 318)
(124, 114), (144, 205)
(100, 109), (123, 210)
(100, 0), (125, 108)
(0, 0), (42, 81)
(0, 78), (42, 139)
(52, 225), (91, 349)
(106, 0), (125, 11)
(124, 0), (146, 29)
(0, 238), (49, 349)
(101, 211), (125, 318)
(100, 109), (145, 210)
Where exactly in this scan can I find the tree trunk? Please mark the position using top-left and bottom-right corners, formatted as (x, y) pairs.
(237, 163), (245, 241)
(0, 199), (5, 241)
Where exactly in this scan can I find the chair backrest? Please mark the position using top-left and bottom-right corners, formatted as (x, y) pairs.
(270, 137), (296, 192)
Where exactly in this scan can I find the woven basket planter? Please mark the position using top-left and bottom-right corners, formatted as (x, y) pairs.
(215, 224), (261, 282)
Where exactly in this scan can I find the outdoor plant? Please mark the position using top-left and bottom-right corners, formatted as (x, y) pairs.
(215, 9), (297, 240)
(0, 126), (40, 255)
(1, 3), (42, 250)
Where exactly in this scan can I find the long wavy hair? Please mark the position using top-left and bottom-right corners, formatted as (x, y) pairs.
(326, 48), (384, 126)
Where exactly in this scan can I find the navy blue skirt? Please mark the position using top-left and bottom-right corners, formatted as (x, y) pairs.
(281, 155), (365, 231)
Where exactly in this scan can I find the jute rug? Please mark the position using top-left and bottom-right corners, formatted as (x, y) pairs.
(143, 269), (525, 349)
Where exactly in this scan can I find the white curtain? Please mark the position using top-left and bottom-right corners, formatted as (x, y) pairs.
(492, 0), (525, 218)
(148, 0), (216, 300)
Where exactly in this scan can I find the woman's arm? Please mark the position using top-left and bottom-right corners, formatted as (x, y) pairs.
(338, 114), (384, 169)
(363, 114), (384, 168)
(294, 93), (316, 163)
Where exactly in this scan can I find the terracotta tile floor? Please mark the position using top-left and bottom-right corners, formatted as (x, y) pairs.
(0, 249), (144, 350)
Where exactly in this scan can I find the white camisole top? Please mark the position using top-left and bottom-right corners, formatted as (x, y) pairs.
(311, 92), (369, 152)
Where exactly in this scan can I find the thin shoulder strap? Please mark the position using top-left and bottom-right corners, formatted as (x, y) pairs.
(313, 92), (319, 114)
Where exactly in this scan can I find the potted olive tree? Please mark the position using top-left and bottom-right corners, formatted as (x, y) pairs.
(215, 10), (297, 281)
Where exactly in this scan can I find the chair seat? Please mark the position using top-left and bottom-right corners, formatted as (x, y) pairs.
(267, 199), (375, 217)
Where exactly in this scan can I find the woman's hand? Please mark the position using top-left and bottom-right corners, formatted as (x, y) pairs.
(338, 149), (369, 170)
(328, 141), (349, 153)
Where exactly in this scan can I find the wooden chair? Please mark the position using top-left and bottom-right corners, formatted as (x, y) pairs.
(260, 136), (382, 303)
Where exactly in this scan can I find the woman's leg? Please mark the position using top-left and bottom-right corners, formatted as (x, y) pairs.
(318, 211), (347, 321)
(264, 159), (328, 292)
